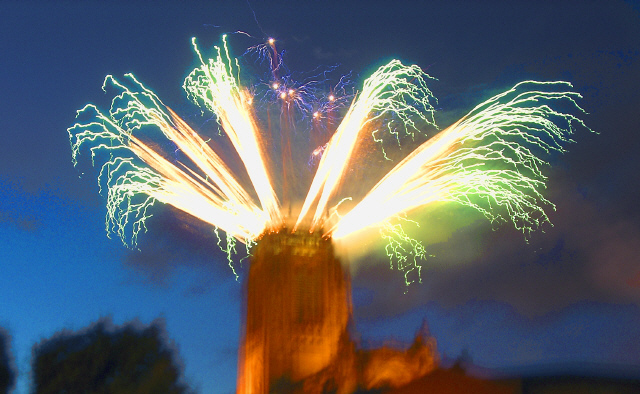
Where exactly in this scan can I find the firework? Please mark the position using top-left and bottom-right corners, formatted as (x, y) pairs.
(68, 35), (589, 282)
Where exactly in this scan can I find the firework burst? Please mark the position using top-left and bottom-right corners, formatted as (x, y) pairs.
(69, 35), (589, 284)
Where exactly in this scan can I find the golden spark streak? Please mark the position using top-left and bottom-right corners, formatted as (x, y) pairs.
(162, 108), (260, 211)
(128, 110), (268, 241)
(293, 97), (365, 232)
(329, 120), (463, 239)
(295, 60), (437, 232)
(130, 136), (265, 241)
(185, 36), (283, 229)
(330, 81), (587, 239)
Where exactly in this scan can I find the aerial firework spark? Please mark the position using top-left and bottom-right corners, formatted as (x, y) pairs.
(69, 35), (588, 283)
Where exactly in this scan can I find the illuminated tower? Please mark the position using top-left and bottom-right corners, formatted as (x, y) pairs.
(237, 232), (352, 393)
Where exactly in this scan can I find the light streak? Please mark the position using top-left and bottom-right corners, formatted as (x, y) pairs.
(329, 81), (589, 240)
(294, 60), (438, 232)
(69, 36), (589, 282)
(184, 36), (283, 229)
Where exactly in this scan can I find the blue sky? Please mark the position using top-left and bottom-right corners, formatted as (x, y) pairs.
(2, 1), (640, 393)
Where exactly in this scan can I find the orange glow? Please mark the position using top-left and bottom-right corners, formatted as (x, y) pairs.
(237, 233), (438, 393)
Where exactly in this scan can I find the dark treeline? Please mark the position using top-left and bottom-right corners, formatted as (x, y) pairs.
(0, 327), (15, 394)
(2, 318), (193, 394)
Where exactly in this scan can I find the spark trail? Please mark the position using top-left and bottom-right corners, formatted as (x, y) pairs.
(330, 81), (588, 240)
(69, 35), (589, 283)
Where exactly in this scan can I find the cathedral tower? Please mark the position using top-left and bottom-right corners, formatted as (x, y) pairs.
(237, 232), (352, 393)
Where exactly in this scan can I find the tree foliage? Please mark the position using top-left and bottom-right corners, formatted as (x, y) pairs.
(31, 318), (191, 394)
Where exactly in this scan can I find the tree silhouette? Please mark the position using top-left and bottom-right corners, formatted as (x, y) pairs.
(31, 318), (191, 394)
(0, 327), (15, 394)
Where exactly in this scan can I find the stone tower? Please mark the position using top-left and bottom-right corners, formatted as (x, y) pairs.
(237, 232), (352, 394)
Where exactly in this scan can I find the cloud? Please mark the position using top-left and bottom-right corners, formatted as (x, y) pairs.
(351, 168), (640, 321)
(0, 177), (43, 232)
(122, 205), (243, 290)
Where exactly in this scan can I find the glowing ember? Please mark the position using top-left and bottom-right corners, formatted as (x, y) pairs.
(69, 35), (589, 283)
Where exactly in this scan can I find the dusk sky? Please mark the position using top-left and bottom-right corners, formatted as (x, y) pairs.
(2, 1), (640, 393)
